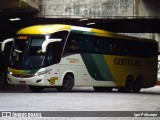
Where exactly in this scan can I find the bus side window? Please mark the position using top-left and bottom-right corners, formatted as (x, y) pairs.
(94, 40), (99, 53)
(84, 36), (94, 53)
(50, 31), (68, 41)
(46, 43), (61, 65)
(103, 38), (122, 55)
(50, 31), (69, 56)
(46, 44), (54, 65)
(103, 39), (110, 54)
(67, 39), (80, 51)
(92, 37), (103, 54)
(65, 33), (82, 54)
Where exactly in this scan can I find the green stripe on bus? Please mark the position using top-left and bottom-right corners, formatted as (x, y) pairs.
(71, 30), (82, 34)
(20, 69), (39, 75)
(81, 54), (104, 80)
(82, 31), (95, 35)
(26, 69), (39, 74)
(92, 54), (113, 81)
(71, 30), (95, 35)
(81, 54), (113, 81)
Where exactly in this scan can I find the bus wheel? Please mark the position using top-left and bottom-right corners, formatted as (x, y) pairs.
(56, 74), (74, 92)
(93, 87), (106, 92)
(28, 86), (44, 92)
(132, 77), (142, 93)
(118, 76), (133, 93)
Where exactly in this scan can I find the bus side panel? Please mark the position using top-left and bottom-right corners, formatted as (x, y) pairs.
(60, 54), (116, 87)
(80, 54), (128, 87)
(59, 54), (157, 88)
(104, 55), (157, 88)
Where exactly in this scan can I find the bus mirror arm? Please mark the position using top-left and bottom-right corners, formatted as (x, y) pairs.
(41, 38), (62, 53)
(1, 38), (14, 52)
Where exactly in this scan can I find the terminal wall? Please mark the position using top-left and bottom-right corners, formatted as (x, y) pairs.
(41, 0), (134, 18)
(40, 0), (160, 41)
(41, 0), (160, 18)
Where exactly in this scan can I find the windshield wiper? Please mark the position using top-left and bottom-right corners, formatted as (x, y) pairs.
(14, 49), (22, 53)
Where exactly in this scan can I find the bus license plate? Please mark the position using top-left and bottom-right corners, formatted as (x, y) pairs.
(19, 81), (26, 85)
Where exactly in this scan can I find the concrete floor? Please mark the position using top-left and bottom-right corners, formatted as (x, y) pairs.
(0, 86), (160, 120)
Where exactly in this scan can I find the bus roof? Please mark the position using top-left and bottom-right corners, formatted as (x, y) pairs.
(17, 24), (156, 43)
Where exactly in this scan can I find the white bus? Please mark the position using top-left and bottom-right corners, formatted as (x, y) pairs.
(7, 24), (158, 92)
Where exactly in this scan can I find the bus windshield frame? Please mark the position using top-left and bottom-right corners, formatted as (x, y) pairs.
(9, 31), (69, 70)
(9, 35), (47, 70)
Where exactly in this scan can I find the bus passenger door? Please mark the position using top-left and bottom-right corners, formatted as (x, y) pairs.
(44, 43), (60, 86)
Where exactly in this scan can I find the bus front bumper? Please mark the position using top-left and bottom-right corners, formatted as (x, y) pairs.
(7, 74), (46, 86)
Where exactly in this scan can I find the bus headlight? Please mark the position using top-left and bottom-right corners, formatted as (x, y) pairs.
(34, 69), (52, 76)
(8, 71), (13, 75)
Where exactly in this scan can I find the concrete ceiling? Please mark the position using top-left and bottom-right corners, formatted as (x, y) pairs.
(1, 17), (159, 33)
(0, 0), (39, 17)
(1, 1), (160, 40)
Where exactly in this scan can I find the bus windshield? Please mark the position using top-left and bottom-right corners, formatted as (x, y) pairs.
(9, 31), (68, 70)
(9, 36), (46, 69)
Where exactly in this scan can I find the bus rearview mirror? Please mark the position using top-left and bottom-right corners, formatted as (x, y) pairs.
(1, 38), (14, 52)
(42, 39), (62, 53)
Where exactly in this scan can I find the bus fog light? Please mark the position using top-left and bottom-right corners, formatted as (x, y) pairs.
(8, 78), (11, 82)
(36, 79), (42, 83)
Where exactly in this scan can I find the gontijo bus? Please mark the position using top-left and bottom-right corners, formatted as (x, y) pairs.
(7, 24), (158, 92)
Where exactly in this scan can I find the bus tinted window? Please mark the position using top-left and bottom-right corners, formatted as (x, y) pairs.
(84, 36), (94, 53)
(93, 37), (103, 53)
(50, 31), (69, 56)
(64, 32), (157, 58)
(65, 33), (83, 53)
(103, 38), (157, 58)
(84, 36), (103, 54)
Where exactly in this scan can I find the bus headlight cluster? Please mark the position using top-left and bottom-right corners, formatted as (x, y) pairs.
(8, 71), (13, 75)
(34, 69), (52, 76)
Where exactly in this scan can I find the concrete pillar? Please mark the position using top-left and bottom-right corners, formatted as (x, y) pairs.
(21, 0), (40, 10)
(139, 0), (160, 17)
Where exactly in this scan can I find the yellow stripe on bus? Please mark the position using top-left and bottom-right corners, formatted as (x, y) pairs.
(17, 24), (71, 35)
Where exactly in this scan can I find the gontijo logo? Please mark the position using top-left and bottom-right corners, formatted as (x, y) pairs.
(114, 58), (140, 66)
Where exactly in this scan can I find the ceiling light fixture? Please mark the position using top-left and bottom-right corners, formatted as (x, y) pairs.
(86, 22), (95, 25)
(9, 18), (21, 21)
(79, 19), (88, 21)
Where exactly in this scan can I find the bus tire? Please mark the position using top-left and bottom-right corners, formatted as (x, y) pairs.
(28, 86), (44, 92)
(118, 76), (133, 93)
(56, 74), (74, 92)
(132, 76), (142, 93)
